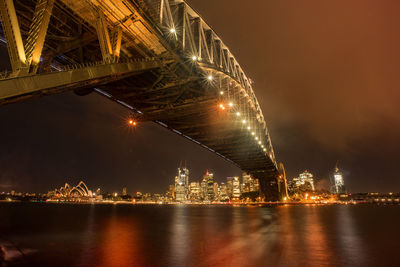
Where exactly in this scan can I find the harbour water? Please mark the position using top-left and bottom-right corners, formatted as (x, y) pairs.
(0, 203), (399, 267)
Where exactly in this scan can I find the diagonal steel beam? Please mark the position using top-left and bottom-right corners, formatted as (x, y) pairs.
(0, 0), (27, 73)
(24, 0), (54, 73)
(0, 59), (165, 104)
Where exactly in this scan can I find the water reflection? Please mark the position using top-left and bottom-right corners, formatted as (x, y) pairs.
(96, 206), (143, 267)
(0, 204), (390, 267)
(336, 206), (367, 266)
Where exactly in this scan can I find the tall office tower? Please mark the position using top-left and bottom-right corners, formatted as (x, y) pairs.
(331, 164), (346, 194)
(232, 177), (241, 198)
(242, 173), (251, 193)
(219, 182), (229, 201)
(96, 188), (101, 196)
(203, 171), (214, 201)
(226, 177), (233, 198)
(175, 166), (190, 201)
(213, 182), (219, 201)
(122, 187), (127, 196)
(189, 182), (200, 200)
(296, 170), (315, 191)
(242, 172), (257, 192)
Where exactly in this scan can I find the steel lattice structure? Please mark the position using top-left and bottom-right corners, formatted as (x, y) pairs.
(0, 0), (288, 200)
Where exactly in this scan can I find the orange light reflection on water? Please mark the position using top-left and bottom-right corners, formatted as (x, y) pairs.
(96, 215), (143, 267)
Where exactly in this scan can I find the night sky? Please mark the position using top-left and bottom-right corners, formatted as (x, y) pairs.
(1, 0), (399, 194)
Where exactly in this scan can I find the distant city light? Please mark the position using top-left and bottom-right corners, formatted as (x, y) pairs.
(251, 132), (255, 135)
(247, 126), (251, 130)
(228, 102), (233, 107)
(236, 112), (241, 116)
(242, 119), (246, 124)
(258, 141), (261, 145)
(220, 91), (224, 95)
(263, 148), (267, 151)
(128, 119), (137, 126)
(219, 104), (225, 110)
(170, 28), (176, 33)
(207, 75), (213, 81)
(192, 55), (197, 61)
(255, 137), (258, 140)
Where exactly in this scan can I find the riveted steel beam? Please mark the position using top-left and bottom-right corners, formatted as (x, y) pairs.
(0, 59), (165, 104)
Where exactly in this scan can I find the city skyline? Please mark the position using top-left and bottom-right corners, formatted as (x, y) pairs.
(0, 0), (399, 194)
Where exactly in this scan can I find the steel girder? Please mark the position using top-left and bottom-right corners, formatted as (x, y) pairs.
(0, 59), (165, 104)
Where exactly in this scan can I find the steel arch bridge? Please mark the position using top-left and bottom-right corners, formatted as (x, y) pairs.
(0, 0), (288, 200)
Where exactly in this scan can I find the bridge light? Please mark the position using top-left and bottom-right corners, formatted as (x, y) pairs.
(241, 119), (246, 124)
(220, 91), (224, 95)
(128, 119), (137, 126)
(228, 102), (233, 107)
(251, 132), (255, 136)
(263, 148), (267, 152)
(236, 112), (241, 117)
(219, 104), (225, 110)
(170, 28), (176, 33)
(207, 75), (213, 81)
(247, 126), (251, 130)
(258, 141), (262, 145)
(255, 137), (258, 140)
(192, 55), (197, 61)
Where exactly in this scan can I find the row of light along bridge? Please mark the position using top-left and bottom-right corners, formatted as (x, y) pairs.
(0, 0), (288, 200)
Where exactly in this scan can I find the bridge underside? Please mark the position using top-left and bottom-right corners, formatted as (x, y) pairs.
(0, 0), (287, 201)
(95, 69), (282, 201)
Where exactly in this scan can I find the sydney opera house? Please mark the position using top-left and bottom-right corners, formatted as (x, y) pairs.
(48, 181), (94, 200)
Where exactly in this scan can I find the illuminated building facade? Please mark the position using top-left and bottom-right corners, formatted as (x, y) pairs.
(232, 177), (241, 198)
(189, 182), (201, 200)
(332, 165), (346, 194)
(175, 167), (189, 202)
(203, 171), (215, 201)
(226, 177), (233, 198)
(242, 173), (259, 193)
(295, 170), (315, 191)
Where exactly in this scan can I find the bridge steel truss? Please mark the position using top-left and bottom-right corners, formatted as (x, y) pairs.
(0, 0), (288, 201)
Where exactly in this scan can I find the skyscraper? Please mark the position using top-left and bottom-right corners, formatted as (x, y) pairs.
(232, 177), (241, 198)
(189, 182), (200, 201)
(226, 177), (233, 198)
(295, 170), (315, 191)
(202, 171), (214, 201)
(122, 187), (127, 196)
(332, 164), (345, 194)
(219, 182), (229, 201)
(175, 166), (189, 201)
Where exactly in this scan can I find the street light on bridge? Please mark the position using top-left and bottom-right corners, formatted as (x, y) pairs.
(128, 119), (137, 126)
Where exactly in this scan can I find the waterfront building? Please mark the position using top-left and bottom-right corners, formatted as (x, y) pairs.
(232, 177), (241, 198)
(166, 185), (175, 200)
(200, 178), (208, 200)
(331, 164), (346, 194)
(219, 182), (229, 201)
(242, 173), (258, 193)
(189, 182), (201, 201)
(242, 173), (251, 193)
(226, 177), (233, 198)
(204, 171), (215, 201)
(213, 182), (219, 201)
(295, 170), (315, 191)
(175, 167), (190, 201)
